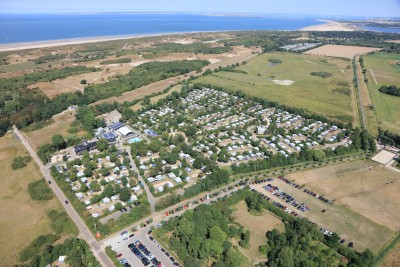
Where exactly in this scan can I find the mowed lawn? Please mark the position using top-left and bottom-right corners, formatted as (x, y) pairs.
(22, 111), (86, 150)
(232, 201), (284, 264)
(0, 134), (61, 265)
(197, 52), (353, 123)
(364, 52), (400, 134)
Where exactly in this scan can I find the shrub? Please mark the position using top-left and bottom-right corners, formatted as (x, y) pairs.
(310, 71), (332, 78)
(27, 179), (53, 200)
(11, 156), (31, 169)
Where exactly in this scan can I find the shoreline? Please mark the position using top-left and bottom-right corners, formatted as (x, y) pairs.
(300, 19), (361, 31)
(0, 31), (206, 52)
(0, 21), (361, 52)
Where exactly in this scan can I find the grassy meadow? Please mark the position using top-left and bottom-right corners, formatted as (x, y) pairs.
(364, 52), (400, 134)
(0, 133), (73, 265)
(197, 52), (354, 124)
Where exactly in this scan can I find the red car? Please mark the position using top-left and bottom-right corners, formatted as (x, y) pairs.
(116, 253), (122, 258)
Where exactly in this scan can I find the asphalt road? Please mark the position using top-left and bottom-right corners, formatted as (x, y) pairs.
(126, 146), (156, 213)
(13, 126), (114, 267)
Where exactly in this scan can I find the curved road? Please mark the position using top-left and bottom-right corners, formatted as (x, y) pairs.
(13, 126), (113, 267)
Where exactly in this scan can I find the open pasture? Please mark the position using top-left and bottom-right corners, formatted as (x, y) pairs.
(0, 134), (62, 266)
(364, 52), (400, 134)
(304, 44), (381, 59)
(287, 160), (400, 232)
(252, 171), (396, 253)
(197, 52), (354, 123)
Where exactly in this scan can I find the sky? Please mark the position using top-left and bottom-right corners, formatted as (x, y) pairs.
(0, 0), (399, 17)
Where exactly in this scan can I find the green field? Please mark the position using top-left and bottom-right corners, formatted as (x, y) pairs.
(197, 52), (354, 123)
(364, 52), (400, 134)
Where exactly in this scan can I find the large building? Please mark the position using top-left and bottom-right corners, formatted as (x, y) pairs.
(74, 140), (97, 156)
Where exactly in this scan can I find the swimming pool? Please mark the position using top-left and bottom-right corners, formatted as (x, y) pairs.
(128, 137), (142, 143)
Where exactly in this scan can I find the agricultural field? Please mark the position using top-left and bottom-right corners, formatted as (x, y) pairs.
(0, 133), (68, 266)
(304, 44), (381, 59)
(22, 111), (87, 150)
(283, 160), (400, 251)
(197, 52), (355, 124)
(364, 52), (400, 134)
(232, 201), (284, 264)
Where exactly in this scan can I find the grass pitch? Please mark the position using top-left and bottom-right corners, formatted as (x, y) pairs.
(197, 52), (354, 124)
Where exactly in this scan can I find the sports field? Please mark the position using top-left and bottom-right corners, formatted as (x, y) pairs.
(364, 52), (400, 134)
(197, 52), (354, 124)
(0, 134), (63, 265)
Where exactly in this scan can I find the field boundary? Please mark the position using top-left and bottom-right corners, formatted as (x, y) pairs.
(373, 232), (400, 267)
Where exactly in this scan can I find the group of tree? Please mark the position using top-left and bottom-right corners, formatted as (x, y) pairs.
(379, 128), (400, 148)
(378, 85), (400, 97)
(38, 134), (81, 163)
(156, 202), (248, 267)
(20, 237), (100, 267)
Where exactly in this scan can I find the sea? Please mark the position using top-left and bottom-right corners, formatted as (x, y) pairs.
(0, 14), (399, 45)
(0, 13), (325, 44)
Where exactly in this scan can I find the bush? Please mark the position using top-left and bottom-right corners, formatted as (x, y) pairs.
(310, 71), (332, 78)
(27, 179), (53, 200)
(11, 156), (31, 169)
(80, 79), (87, 84)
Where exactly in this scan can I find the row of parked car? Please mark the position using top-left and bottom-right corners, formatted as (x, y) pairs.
(249, 187), (300, 217)
(251, 178), (275, 184)
(277, 175), (334, 205)
(128, 240), (162, 267)
(263, 184), (311, 212)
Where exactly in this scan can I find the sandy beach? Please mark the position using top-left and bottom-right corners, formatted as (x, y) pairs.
(0, 31), (201, 52)
(301, 20), (360, 31)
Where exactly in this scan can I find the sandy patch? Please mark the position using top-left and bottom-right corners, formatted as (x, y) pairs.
(128, 61), (150, 67)
(172, 39), (195, 44)
(304, 44), (381, 59)
(371, 150), (397, 165)
(208, 58), (222, 64)
(305, 60), (318, 64)
(270, 79), (295, 86)
(301, 20), (359, 32)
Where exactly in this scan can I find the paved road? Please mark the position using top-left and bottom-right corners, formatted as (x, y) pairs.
(126, 146), (156, 213)
(13, 126), (113, 267)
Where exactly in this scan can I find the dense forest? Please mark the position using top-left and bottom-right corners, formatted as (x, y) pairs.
(378, 85), (400, 97)
(155, 189), (375, 267)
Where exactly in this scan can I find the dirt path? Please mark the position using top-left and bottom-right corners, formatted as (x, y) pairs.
(369, 69), (378, 85)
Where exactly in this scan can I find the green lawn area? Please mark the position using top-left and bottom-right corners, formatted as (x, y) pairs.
(364, 52), (400, 134)
(197, 52), (353, 123)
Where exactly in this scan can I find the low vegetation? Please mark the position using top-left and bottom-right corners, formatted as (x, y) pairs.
(27, 179), (53, 201)
(100, 58), (132, 65)
(11, 155), (31, 169)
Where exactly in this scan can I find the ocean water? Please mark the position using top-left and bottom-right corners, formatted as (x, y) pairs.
(0, 13), (325, 44)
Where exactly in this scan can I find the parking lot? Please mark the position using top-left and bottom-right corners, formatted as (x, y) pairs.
(108, 226), (176, 267)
